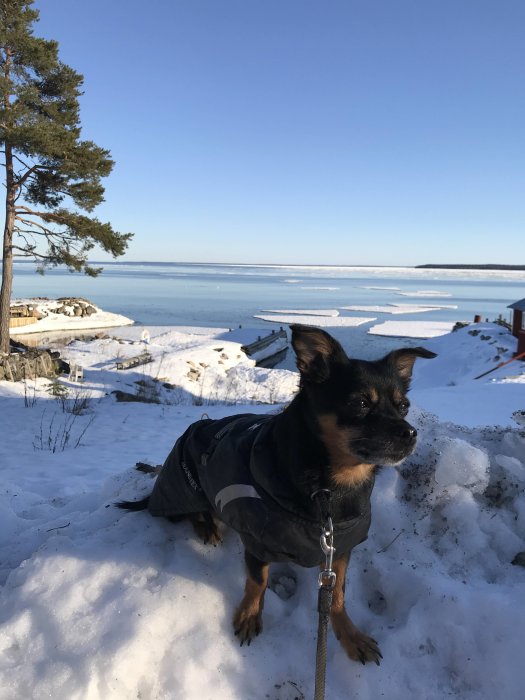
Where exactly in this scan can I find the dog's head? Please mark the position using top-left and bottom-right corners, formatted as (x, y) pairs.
(290, 324), (436, 486)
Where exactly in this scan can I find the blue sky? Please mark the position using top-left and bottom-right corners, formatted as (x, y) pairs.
(33, 0), (524, 265)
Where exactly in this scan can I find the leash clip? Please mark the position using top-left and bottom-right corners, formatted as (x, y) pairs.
(318, 516), (336, 589)
(311, 489), (337, 590)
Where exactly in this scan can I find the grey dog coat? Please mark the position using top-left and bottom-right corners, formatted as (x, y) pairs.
(148, 413), (374, 567)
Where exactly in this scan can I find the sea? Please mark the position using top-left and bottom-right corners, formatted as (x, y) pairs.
(10, 260), (525, 368)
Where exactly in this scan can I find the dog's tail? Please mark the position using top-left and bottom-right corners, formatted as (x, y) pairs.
(115, 496), (151, 511)
(135, 462), (162, 475)
(115, 462), (161, 510)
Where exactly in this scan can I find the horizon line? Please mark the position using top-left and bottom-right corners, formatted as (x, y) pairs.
(10, 259), (525, 269)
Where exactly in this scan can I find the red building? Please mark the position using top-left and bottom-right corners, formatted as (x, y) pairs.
(508, 298), (525, 355)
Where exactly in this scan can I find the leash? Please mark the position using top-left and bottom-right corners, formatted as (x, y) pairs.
(311, 489), (336, 700)
(473, 350), (525, 379)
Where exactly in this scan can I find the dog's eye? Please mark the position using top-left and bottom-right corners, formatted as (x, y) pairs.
(398, 400), (410, 415)
(348, 397), (369, 413)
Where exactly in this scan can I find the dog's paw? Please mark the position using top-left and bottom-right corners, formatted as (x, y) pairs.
(190, 513), (222, 546)
(332, 612), (383, 666)
(233, 607), (263, 646)
(201, 523), (222, 546)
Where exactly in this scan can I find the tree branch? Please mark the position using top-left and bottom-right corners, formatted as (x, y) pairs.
(12, 247), (54, 260)
(14, 162), (55, 190)
(15, 205), (68, 223)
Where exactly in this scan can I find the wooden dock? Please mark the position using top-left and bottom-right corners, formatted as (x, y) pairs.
(241, 328), (288, 367)
(116, 351), (152, 370)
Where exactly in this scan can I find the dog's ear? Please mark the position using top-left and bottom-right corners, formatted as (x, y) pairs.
(386, 347), (437, 386)
(290, 324), (347, 383)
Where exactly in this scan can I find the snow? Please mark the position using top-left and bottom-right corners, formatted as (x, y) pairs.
(369, 320), (456, 338)
(434, 438), (490, 493)
(255, 314), (376, 327)
(261, 309), (340, 317)
(260, 265), (525, 282)
(393, 302), (458, 310)
(1, 320), (525, 699)
(359, 286), (401, 291)
(342, 303), (458, 314)
(395, 290), (452, 298)
(10, 298), (133, 335)
(300, 286), (340, 291)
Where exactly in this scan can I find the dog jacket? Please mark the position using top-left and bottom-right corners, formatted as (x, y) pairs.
(148, 413), (374, 567)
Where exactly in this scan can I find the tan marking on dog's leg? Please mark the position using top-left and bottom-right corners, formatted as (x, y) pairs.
(189, 512), (222, 545)
(318, 414), (376, 488)
(329, 555), (382, 665)
(233, 563), (269, 646)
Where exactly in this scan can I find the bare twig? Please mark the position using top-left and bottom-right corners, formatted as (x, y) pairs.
(376, 529), (405, 553)
(46, 522), (71, 533)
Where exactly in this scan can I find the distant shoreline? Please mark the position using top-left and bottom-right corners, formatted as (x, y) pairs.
(11, 260), (525, 270)
(416, 264), (525, 271)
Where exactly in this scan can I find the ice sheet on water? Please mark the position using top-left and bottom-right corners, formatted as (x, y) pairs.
(368, 320), (455, 338)
(254, 314), (375, 327)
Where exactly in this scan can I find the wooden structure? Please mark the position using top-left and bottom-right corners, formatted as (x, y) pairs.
(9, 304), (40, 328)
(116, 351), (152, 370)
(241, 328), (288, 368)
(508, 298), (525, 355)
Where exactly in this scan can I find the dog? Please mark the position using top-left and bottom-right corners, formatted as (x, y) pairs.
(117, 324), (435, 664)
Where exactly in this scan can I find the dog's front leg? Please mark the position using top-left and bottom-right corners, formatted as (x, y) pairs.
(233, 550), (269, 646)
(329, 553), (382, 665)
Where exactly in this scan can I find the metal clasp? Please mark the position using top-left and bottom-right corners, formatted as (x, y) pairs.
(318, 516), (336, 589)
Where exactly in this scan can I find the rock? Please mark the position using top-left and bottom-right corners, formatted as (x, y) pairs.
(112, 390), (160, 404)
(0, 349), (62, 381)
(512, 552), (525, 567)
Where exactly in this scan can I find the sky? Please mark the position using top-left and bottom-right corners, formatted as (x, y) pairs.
(29, 0), (525, 266)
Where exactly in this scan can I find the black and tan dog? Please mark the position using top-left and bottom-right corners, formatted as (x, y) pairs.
(117, 324), (435, 664)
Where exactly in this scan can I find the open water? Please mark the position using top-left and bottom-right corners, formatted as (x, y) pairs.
(10, 261), (524, 365)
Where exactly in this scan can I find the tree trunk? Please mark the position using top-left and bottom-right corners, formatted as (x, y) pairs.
(0, 142), (15, 355)
(0, 46), (14, 355)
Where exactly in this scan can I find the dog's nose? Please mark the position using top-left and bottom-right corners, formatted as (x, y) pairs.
(400, 425), (417, 440)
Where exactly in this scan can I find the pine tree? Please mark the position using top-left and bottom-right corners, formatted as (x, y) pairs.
(0, 0), (132, 353)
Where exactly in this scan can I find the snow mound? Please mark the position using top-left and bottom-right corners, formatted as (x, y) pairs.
(10, 298), (133, 335)
(434, 437), (490, 493)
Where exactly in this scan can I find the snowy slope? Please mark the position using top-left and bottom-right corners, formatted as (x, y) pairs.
(0, 323), (524, 700)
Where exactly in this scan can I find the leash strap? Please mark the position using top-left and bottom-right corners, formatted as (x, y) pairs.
(311, 489), (336, 700)
(315, 584), (333, 700)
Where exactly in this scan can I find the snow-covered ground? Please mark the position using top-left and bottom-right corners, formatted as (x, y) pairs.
(1, 322), (524, 699)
